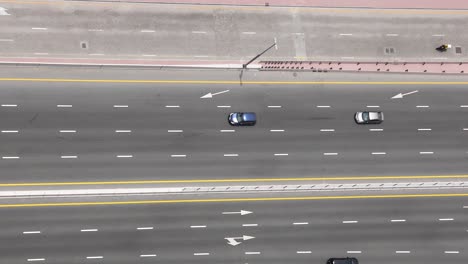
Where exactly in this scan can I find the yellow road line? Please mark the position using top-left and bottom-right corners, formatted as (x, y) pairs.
(1, 193), (467, 208)
(1, 78), (468, 85)
(1, 175), (468, 187)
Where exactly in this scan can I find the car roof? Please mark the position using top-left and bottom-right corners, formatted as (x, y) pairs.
(241, 112), (256, 121)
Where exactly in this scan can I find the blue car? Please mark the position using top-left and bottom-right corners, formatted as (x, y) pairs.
(228, 112), (257, 126)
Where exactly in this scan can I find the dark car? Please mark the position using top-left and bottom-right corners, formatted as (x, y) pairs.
(327, 257), (359, 264)
(228, 112), (256, 126)
(354, 111), (384, 124)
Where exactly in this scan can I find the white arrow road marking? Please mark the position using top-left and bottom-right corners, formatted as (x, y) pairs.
(222, 210), (252, 215)
(391, 90), (418, 99)
(0, 7), (11, 15)
(225, 235), (255, 246)
(201, 90), (230, 99)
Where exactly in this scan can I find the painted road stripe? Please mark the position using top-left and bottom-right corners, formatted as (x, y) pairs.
(81, 229), (98, 232)
(88, 29), (103, 32)
(366, 105), (380, 108)
(242, 32), (256, 34)
(391, 219), (406, 222)
(165, 105), (180, 108)
(268, 105), (282, 108)
(320, 129), (335, 132)
(347, 251), (361, 254)
(27, 259), (45, 262)
(140, 254), (157, 257)
(217, 105), (231, 108)
(171, 154), (187, 158)
(223, 154), (239, 157)
(463, 128), (468, 131)
(116, 155), (133, 158)
(32, 27), (47, 30)
(23, 231), (41, 234)
(2, 156), (19, 159)
(396, 251), (411, 253)
(323, 153), (338, 155)
(274, 153), (289, 156)
(293, 222), (309, 225)
(341, 57), (355, 59)
(245, 252), (261, 255)
(137, 227), (154, 230)
(1, 130), (18, 133)
(168, 130), (183, 133)
(371, 152), (386, 155)
(141, 30), (155, 33)
(60, 156), (77, 159)
(369, 129), (383, 131)
(419, 152), (434, 155)
(194, 253), (210, 256)
(57, 105), (72, 107)
(0, 39), (14, 42)
(460, 105), (468, 108)
(34, 53), (49, 55)
(142, 54), (157, 57)
(439, 218), (454, 221)
(416, 105), (430, 108)
(316, 105), (330, 108)
(59, 130), (76, 133)
(1, 104), (17, 107)
(270, 129), (285, 132)
(418, 128), (432, 131)
(192, 31), (207, 34)
(297, 251), (312, 254)
(113, 105), (128, 108)
(242, 224), (258, 227)
(339, 33), (353, 36)
(444, 251), (459, 254)
(220, 130), (235, 132)
(386, 33), (399, 36)
(115, 130), (131, 133)
(89, 53), (104, 56)
(86, 256), (103, 259)
(432, 34), (445, 37)
(190, 225), (206, 228)
(343, 220), (358, 224)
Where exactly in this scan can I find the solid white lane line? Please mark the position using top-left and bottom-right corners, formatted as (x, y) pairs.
(347, 251), (361, 254)
(316, 105), (331, 108)
(86, 256), (103, 259)
(270, 129), (285, 132)
(297, 251), (312, 254)
(2, 156), (20, 159)
(190, 225), (206, 228)
(165, 105), (180, 108)
(217, 105), (231, 108)
(194, 55), (209, 58)
(274, 153), (289, 156)
(1, 130), (18, 133)
(34, 53), (49, 55)
(137, 227), (154, 230)
(293, 222), (309, 225)
(194, 253), (210, 256)
(386, 33), (399, 36)
(113, 105), (128, 108)
(242, 31), (256, 34)
(416, 105), (430, 108)
(343, 220), (358, 224)
(418, 128), (432, 131)
(464, 206), (468, 208)
(1, 104), (17, 107)
(463, 128), (468, 131)
(116, 155), (133, 158)
(340, 33), (353, 36)
(432, 34), (445, 37)
(0, 39), (14, 42)
(115, 130), (132, 133)
(223, 154), (239, 157)
(81, 229), (98, 232)
(369, 129), (383, 131)
(320, 129), (335, 132)
(32, 27), (47, 30)
(242, 224), (258, 227)
(141, 30), (155, 33)
(23, 231), (41, 234)
(57, 105), (72, 107)
(142, 54), (157, 57)
(220, 130), (235, 132)
(59, 130), (76, 133)
(371, 152), (386, 155)
(171, 154), (187, 158)
(396, 251), (411, 253)
(27, 259), (45, 262)
(444, 251), (459, 254)
(268, 105), (282, 108)
(391, 219), (406, 222)
(419, 152), (434, 155)
(89, 53), (104, 56)
(439, 218), (454, 221)
(192, 31), (207, 34)
(140, 254), (157, 257)
(366, 105), (380, 108)
(88, 29), (103, 32)
(61, 156), (77, 159)
(460, 105), (468, 108)
(323, 153), (338, 155)
(168, 130), (183, 133)
(245, 252), (261, 255)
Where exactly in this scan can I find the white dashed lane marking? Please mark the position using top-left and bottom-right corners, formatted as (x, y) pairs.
(366, 105), (380, 108)
(418, 128), (432, 131)
(245, 252), (261, 255)
(242, 32), (257, 34)
(59, 130), (76, 133)
(115, 130), (132, 133)
(242, 224), (258, 227)
(23, 231), (41, 234)
(419, 152), (434, 155)
(171, 154), (187, 158)
(141, 30), (155, 33)
(268, 105), (282, 108)
(347, 251), (362, 254)
(27, 259), (45, 262)
(270, 129), (285, 132)
(190, 225), (207, 228)
(1, 104), (17, 107)
(320, 129), (335, 132)
(342, 220), (358, 224)
(57, 105), (72, 108)
(371, 152), (386, 155)
(293, 222), (309, 225)
(339, 33), (353, 36)
(316, 105), (331, 108)
(391, 219), (406, 222)
(89, 53), (104, 56)
(192, 31), (207, 34)
(194, 253), (210, 256)
(86, 256), (103, 259)
(34, 53), (48, 55)
(274, 153), (289, 156)
(61, 156), (77, 159)
(80, 229), (98, 232)
(116, 155), (133, 158)
(165, 105), (180, 108)
(140, 254), (157, 257)
(2, 156), (20, 159)
(323, 153), (338, 155)
(444, 251), (459, 254)
(0, 39), (14, 42)
(217, 105), (231, 108)
(137, 227), (154, 230)
(113, 105), (128, 108)
(1, 130), (18, 133)
(223, 154), (239, 157)
(386, 33), (399, 36)
(168, 130), (183, 133)
(32, 27), (47, 30)
(369, 129), (383, 132)
(88, 29), (103, 32)
(396, 251), (411, 254)
(220, 130), (235, 132)
(297, 251), (312, 254)
(416, 105), (430, 108)
(460, 105), (468, 108)
(439, 218), (454, 221)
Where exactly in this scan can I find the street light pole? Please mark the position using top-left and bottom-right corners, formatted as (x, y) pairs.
(242, 41), (277, 69)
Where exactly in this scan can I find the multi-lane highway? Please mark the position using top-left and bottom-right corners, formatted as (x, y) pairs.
(0, 67), (468, 183)
(0, 196), (466, 264)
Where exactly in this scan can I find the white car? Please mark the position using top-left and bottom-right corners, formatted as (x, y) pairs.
(354, 111), (384, 124)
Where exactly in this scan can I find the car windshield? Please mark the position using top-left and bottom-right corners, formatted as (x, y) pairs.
(362, 112), (369, 121)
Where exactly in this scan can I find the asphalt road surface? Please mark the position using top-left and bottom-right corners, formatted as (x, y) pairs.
(0, 67), (468, 183)
(0, 196), (466, 264)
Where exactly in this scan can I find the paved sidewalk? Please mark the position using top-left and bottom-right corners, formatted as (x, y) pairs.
(90, 0), (468, 9)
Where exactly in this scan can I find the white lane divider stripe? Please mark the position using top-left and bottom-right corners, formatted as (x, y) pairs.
(141, 30), (155, 33)
(463, 128), (468, 131)
(137, 227), (154, 230)
(444, 251), (459, 254)
(220, 130), (235, 132)
(416, 105), (430, 108)
(293, 222), (309, 225)
(57, 105), (72, 107)
(113, 105), (128, 108)
(194, 253), (210, 256)
(391, 219), (406, 222)
(274, 153), (289, 156)
(366, 105), (380, 108)
(116, 155), (133, 158)
(89, 53), (104, 56)
(316, 105), (331, 108)
(115, 130), (132, 133)
(59, 130), (76, 133)
(270, 129), (285, 132)
(81, 229), (98, 232)
(323, 153), (338, 155)
(419, 152), (434, 154)
(190, 225), (207, 228)
(171, 154), (187, 158)
(320, 129), (335, 132)
(32, 27), (47, 30)
(88, 29), (103, 32)
(165, 105), (180, 108)
(245, 252), (261, 255)
(242, 32), (257, 34)
(369, 129), (383, 131)
(371, 152), (386, 155)
(347, 251), (361, 254)
(268, 105), (282, 108)
(396, 251), (411, 254)
(2, 156), (20, 159)
(386, 33), (399, 36)
(439, 218), (454, 221)
(27, 259), (45, 262)
(1, 104), (17, 107)
(343, 220), (358, 224)
(297, 251), (312, 254)
(192, 31), (207, 34)
(86, 256), (103, 259)
(460, 105), (468, 108)
(242, 224), (258, 227)
(0, 39), (14, 42)
(217, 105), (231, 108)
(140, 254), (157, 257)
(23, 231), (41, 234)
(168, 130), (183, 133)
(1, 130), (18, 133)
(418, 128), (432, 131)
(60, 156), (77, 159)
(339, 33), (353, 36)
(223, 154), (239, 157)
(34, 53), (49, 55)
